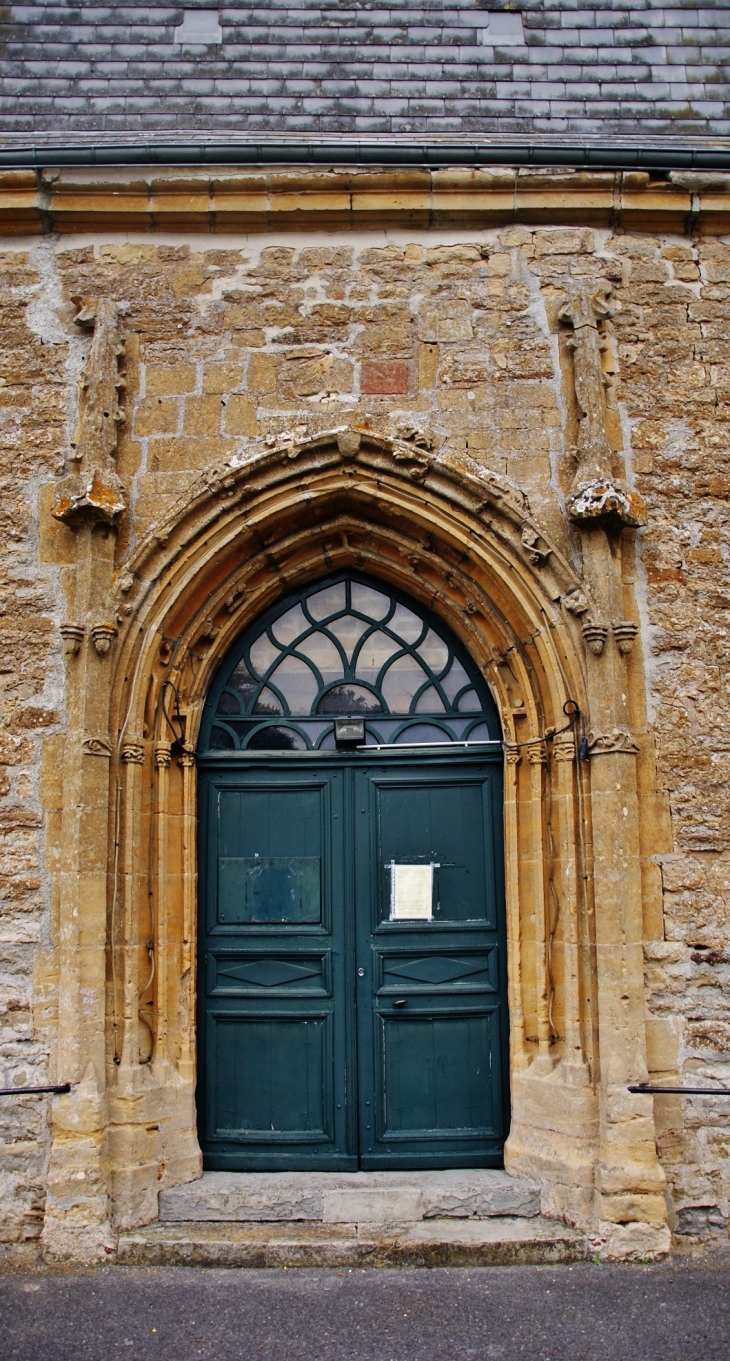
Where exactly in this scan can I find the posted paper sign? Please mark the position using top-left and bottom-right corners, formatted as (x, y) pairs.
(389, 863), (435, 921)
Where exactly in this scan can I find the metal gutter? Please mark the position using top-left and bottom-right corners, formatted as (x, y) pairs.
(0, 141), (729, 172)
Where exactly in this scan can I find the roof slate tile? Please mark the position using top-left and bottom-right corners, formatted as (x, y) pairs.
(1, 0), (729, 146)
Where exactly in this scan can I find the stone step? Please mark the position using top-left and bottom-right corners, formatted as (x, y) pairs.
(159, 1169), (541, 1225)
(118, 1216), (587, 1269)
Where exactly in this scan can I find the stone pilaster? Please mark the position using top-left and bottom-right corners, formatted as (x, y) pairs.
(559, 283), (669, 1259)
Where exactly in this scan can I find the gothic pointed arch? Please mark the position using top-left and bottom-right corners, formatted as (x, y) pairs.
(95, 426), (601, 1227)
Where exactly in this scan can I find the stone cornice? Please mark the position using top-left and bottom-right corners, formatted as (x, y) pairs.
(1, 166), (729, 235)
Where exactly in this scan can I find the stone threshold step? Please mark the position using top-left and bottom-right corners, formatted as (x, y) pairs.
(159, 1169), (541, 1225)
(118, 1217), (587, 1268)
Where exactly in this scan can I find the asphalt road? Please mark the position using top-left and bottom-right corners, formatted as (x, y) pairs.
(0, 1261), (728, 1361)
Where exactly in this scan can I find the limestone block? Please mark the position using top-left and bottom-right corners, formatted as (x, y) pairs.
(418, 300), (473, 343)
(224, 395), (257, 436)
(646, 1017), (679, 1074)
(533, 229), (594, 257)
(183, 394), (222, 437)
(203, 361), (243, 394)
(323, 1189), (424, 1223)
(134, 397), (180, 437)
(146, 363), (196, 397)
(247, 352), (278, 394)
(159, 1171), (541, 1225)
(597, 1220), (671, 1262)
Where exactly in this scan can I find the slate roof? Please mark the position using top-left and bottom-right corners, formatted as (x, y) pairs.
(1, 1), (730, 151)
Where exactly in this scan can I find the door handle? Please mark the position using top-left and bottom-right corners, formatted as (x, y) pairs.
(392, 999), (407, 1008)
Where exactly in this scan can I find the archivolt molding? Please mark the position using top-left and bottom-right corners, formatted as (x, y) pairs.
(108, 427), (592, 749)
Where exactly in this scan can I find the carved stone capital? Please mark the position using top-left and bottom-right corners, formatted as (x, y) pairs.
(195, 618), (219, 648)
(588, 728), (640, 756)
(83, 736), (112, 758)
(91, 622), (118, 656)
(552, 735), (576, 763)
(121, 742), (145, 765)
(154, 744), (172, 769)
(225, 584), (245, 614)
(528, 742), (548, 766)
(178, 751), (196, 769)
(60, 622), (85, 656)
(503, 748), (522, 767)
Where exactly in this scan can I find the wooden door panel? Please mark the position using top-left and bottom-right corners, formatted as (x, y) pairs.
(208, 949), (331, 996)
(378, 947), (499, 993)
(208, 1012), (332, 1140)
(212, 785), (325, 934)
(218, 855), (321, 925)
(377, 1009), (501, 1139)
(374, 777), (499, 927)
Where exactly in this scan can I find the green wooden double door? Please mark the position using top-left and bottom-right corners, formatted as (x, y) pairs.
(197, 752), (508, 1170)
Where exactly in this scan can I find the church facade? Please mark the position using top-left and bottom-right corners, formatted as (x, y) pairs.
(1, 3), (729, 1263)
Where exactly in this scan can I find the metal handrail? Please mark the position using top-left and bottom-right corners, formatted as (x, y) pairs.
(0, 1083), (71, 1097)
(629, 1083), (730, 1096)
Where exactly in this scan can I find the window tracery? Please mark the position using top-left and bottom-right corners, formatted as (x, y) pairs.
(200, 575), (501, 752)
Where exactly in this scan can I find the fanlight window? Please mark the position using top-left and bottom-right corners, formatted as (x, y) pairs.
(200, 576), (501, 752)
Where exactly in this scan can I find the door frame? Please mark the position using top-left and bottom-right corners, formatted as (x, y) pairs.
(54, 428), (653, 1244)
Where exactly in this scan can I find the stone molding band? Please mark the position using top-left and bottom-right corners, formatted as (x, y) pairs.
(1, 166), (729, 236)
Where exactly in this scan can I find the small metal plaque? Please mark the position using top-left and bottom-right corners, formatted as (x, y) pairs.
(389, 862), (437, 921)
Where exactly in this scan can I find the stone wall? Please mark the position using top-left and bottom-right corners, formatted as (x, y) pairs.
(0, 247), (66, 1253)
(0, 209), (728, 1252)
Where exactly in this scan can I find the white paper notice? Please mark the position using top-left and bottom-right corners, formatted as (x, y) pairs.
(390, 863), (434, 921)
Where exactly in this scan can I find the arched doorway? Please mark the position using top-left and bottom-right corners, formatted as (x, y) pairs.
(196, 572), (508, 1171)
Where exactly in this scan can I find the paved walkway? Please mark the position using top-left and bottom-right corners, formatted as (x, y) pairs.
(1, 1260), (729, 1360)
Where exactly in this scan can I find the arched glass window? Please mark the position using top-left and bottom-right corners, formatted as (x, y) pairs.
(199, 575), (502, 753)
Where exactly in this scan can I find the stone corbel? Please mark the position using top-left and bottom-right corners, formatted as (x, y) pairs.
(558, 281), (646, 530)
(60, 622), (85, 656)
(337, 430), (361, 460)
(53, 300), (126, 531)
(91, 623), (117, 656)
(552, 734), (576, 763)
(581, 619), (609, 657)
(613, 620), (639, 655)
